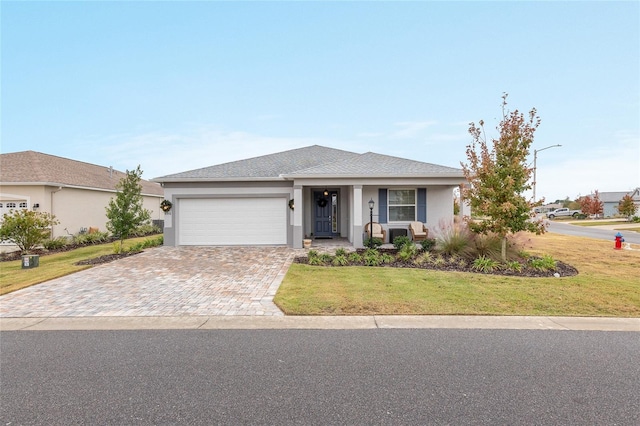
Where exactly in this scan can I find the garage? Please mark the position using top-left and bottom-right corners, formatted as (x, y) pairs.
(178, 198), (287, 245)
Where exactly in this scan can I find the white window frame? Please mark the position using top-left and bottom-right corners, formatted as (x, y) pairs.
(388, 189), (416, 222)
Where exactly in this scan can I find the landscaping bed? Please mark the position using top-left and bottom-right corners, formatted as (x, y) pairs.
(293, 248), (578, 278)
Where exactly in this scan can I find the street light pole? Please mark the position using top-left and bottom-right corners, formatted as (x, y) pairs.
(533, 144), (562, 201)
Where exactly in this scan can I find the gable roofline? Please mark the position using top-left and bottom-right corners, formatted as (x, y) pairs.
(153, 145), (465, 183)
(0, 150), (163, 196)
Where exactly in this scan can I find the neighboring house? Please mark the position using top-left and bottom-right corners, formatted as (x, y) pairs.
(153, 145), (466, 249)
(597, 188), (640, 217)
(0, 151), (164, 248)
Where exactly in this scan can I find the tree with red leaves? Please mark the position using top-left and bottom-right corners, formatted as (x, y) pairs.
(461, 94), (545, 262)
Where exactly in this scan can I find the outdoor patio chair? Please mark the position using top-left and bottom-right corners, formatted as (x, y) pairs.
(365, 222), (386, 243)
(409, 221), (429, 241)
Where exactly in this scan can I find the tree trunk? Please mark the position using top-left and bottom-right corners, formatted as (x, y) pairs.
(501, 236), (507, 263)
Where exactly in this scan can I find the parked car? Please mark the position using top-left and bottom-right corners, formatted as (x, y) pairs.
(546, 208), (581, 219)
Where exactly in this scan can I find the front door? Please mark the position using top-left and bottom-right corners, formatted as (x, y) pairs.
(314, 190), (337, 237)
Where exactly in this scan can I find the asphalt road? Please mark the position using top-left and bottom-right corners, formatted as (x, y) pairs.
(546, 221), (640, 244)
(2, 330), (638, 425)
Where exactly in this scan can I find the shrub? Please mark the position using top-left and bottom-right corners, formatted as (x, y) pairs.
(0, 209), (59, 254)
(472, 256), (500, 273)
(334, 248), (348, 257)
(506, 261), (523, 272)
(393, 235), (411, 250)
(381, 253), (395, 264)
(363, 237), (383, 249)
(332, 254), (349, 266)
(363, 248), (382, 266)
(131, 224), (162, 237)
(73, 231), (110, 245)
(42, 236), (69, 250)
(396, 243), (419, 262)
(420, 238), (436, 252)
(529, 255), (556, 271)
(632, 216), (640, 223)
(347, 252), (363, 264)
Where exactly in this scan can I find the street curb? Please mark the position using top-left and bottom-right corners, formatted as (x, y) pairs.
(1, 315), (638, 332)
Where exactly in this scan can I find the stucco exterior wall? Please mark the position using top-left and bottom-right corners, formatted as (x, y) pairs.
(1, 184), (163, 239)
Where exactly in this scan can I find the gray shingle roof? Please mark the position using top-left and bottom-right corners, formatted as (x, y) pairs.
(154, 145), (361, 180)
(0, 151), (163, 196)
(154, 145), (464, 181)
(285, 152), (464, 177)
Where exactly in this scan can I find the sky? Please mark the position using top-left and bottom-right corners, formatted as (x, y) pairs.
(2, 1), (638, 203)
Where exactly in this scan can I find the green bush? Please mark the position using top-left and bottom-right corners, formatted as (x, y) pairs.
(420, 238), (436, 252)
(472, 256), (500, 273)
(381, 253), (395, 264)
(363, 248), (382, 266)
(506, 260), (523, 272)
(334, 248), (348, 257)
(0, 209), (59, 254)
(396, 243), (419, 261)
(632, 216), (640, 223)
(332, 254), (349, 266)
(363, 237), (383, 249)
(347, 252), (363, 264)
(393, 235), (411, 250)
(43, 236), (69, 250)
(529, 255), (556, 271)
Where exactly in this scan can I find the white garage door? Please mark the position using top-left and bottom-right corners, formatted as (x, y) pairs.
(179, 198), (287, 245)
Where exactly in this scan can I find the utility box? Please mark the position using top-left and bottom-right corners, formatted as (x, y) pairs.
(389, 228), (408, 242)
(21, 254), (40, 269)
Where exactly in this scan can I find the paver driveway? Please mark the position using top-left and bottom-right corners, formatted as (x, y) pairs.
(0, 246), (297, 317)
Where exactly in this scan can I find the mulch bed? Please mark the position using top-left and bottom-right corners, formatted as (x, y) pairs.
(0, 246), (142, 266)
(294, 249), (578, 278)
(74, 252), (142, 265)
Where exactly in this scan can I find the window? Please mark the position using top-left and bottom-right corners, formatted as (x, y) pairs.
(388, 189), (415, 221)
(19, 202), (28, 208)
(6, 202), (16, 209)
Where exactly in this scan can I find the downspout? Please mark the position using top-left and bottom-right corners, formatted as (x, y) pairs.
(50, 186), (62, 238)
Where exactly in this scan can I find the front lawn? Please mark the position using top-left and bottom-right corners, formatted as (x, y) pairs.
(274, 233), (640, 317)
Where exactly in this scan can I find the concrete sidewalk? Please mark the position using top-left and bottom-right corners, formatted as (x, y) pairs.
(1, 315), (638, 332)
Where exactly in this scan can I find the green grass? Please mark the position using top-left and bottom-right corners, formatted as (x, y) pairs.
(274, 233), (640, 317)
(0, 236), (161, 295)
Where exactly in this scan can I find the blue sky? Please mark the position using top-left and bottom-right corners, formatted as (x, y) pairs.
(2, 1), (638, 202)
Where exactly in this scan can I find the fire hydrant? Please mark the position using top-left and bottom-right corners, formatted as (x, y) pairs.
(614, 232), (624, 250)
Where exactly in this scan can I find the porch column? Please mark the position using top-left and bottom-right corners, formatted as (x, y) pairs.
(353, 185), (364, 248)
(293, 185), (303, 248)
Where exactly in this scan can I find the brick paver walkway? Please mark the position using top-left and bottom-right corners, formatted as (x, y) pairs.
(0, 246), (298, 317)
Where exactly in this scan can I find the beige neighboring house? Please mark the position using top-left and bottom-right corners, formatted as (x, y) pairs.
(0, 151), (164, 251)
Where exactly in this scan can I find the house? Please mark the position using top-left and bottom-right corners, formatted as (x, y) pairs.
(0, 151), (164, 247)
(598, 188), (640, 217)
(152, 145), (466, 249)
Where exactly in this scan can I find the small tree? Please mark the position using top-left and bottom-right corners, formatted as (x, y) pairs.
(105, 165), (151, 252)
(461, 94), (545, 262)
(577, 190), (604, 218)
(0, 209), (59, 254)
(617, 194), (638, 220)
